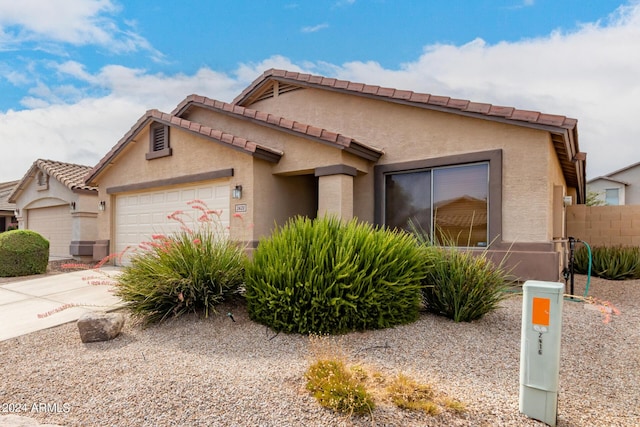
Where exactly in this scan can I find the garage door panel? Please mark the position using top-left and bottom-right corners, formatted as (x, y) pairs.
(27, 205), (72, 258)
(115, 182), (230, 265)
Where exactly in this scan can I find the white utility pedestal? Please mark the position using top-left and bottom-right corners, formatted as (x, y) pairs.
(519, 280), (564, 426)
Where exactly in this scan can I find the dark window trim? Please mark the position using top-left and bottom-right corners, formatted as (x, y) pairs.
(146, 122), (172, 160)
(374, 149), (502, 244)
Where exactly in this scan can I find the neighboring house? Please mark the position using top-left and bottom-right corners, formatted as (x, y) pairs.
(84, 69), (586, 281)
(9, 159), (99, 259)
(0, 180), (19, 232)
(587, 161), (640, 205)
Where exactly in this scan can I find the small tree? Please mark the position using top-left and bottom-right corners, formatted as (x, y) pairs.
(586, 190), (606, 206)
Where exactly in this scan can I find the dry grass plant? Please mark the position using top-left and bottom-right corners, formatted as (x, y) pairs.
(305, 335), (466, 421)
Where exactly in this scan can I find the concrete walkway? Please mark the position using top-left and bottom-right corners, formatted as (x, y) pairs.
(0, 268), (123, 342)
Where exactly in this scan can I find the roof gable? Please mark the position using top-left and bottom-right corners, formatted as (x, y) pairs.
(233, 68), (585, 202)
(587, 176), (630, 186)
(85, 109), (284, 186)
(9, 160), (97, 203)
(234, 69), (578, 130)
(172, 95), (383, 162)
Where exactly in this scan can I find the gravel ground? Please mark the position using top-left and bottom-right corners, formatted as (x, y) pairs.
(0, 275), (638, 427)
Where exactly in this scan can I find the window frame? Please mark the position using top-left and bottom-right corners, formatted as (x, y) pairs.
(374, 149), (502, 246)
(605, 188), (619, 205)
(146, 122), (172, 160)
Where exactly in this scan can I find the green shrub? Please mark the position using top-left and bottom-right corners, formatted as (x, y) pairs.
(574, 245), (640, 280)
(420, 246), (510, 322)
(305, 359), (375, 416)
(245, 216), (427, 334)
(0, 230), (49, 277)
(114, 202), (246, 324)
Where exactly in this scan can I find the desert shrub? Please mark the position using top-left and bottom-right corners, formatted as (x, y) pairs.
(420, 245), (510, 322)
(244, 216), (427, 334)
(114, 201), (246, 324)
(0, 229), (49, 277)
(574, 245), (640, 280)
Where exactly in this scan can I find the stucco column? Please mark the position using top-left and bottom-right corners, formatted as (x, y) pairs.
(315, 165), (357, 220)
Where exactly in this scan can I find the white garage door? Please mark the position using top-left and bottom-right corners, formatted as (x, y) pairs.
(27, 205), (73, 259)
(115, 182), (230, 265)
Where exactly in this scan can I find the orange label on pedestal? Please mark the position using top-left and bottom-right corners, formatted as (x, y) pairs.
(532, 297), (550, 326)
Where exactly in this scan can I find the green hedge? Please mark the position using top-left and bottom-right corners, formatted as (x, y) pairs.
(245, 216), (428, 334)
(0, 230), (49, 277)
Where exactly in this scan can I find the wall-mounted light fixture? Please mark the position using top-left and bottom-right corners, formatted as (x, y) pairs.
(232, 185), (243, 199)
(14, 208), (20, 216)
(98, 200), (106, 211)
(70, 201), (76, 211)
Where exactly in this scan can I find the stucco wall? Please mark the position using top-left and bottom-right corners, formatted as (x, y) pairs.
(249, 88), (560, 243)
(566, 205), (640, 246)
(252, 161), (317, 239)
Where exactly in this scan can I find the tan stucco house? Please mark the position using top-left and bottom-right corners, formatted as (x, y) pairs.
(85, 69), (586, 281)
(9, 159), (99, 259)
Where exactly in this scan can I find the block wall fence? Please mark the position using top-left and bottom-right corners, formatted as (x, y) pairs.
(566, 205), (640, 247)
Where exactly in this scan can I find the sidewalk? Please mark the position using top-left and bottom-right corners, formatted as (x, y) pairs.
(0, 268), (123, 342)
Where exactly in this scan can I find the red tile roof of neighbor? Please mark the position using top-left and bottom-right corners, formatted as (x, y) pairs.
(172, 95), (383, 161)
(233, 69), (585, 201)
(9, 160), (97, 203)
(84, 109), (285, 185)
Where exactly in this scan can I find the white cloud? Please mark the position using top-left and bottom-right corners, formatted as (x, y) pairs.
(301, 23), (329, 33)
(0, 0), (160, 57)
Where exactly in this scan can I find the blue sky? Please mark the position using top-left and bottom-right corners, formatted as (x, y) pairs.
(0, 0), (638, 181)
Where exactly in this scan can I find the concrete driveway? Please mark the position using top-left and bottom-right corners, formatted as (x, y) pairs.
(0, 268), (123, 342)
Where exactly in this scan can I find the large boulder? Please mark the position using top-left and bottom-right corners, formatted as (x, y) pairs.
(77, 312), (125, 343)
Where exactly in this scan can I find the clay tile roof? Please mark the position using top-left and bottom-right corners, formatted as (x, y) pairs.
(34, 159), (97, 192)
(85, 109), (283, 185)
(171, 96), (383, 161)
(233, 68), (579, 131)
(9, 159), (97, 203)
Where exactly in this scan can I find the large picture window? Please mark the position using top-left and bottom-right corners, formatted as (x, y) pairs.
(376, 150), (501, 248)
(385, 163), (488, 246)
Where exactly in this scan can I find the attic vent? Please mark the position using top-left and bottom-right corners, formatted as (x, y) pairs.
(36, 171), (49, 190)
(146, 122), (172, 160)
(254, 85), (275, 102)
(249, 82), (303, 104)
(152, 126), (166, 151)
(278, 83), (302, 96)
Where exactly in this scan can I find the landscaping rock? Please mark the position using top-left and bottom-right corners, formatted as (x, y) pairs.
(77, 312), (124, 343)
(0, 415), (65, 427)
